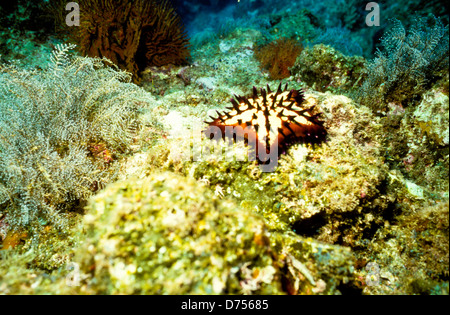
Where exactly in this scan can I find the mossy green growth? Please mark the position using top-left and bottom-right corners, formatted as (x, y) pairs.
(0, 211), (83, 294)
(270, 231), (356, 294)
(0, 250), (60, 294)
(290, 44), (366, 93)
(73, 171), (283, 294)
(357, 201), (449, 295)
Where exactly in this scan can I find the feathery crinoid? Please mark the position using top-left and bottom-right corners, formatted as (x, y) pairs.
(359, 15), (449, 111)
(204, 83), (327, 170)
(0, 45), (153, 236)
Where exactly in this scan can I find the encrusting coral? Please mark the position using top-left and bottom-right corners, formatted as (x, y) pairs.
(357, 200), (449, 295)
(0, 170), (358, 295)
(380, 88), (449, 194)
(49, 0), (190, 83)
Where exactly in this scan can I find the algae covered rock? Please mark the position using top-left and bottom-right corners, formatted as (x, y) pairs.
(270, 231), (356, 295)
(74, 171), (283, 294)
(405, 89), (449, 193)
(357, 201), (449, 295)
(290, 44), (366, 93)
(381, 88), (449, 195)
(413, 90), (449, 147)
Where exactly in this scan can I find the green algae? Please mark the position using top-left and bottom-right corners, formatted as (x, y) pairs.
(0, 211), (83, 294)
(414, 90), (449, 146)
(270, 231), (356, 294)
(381, 87), (449, 195)
(66, 170), (359, 295)
(72, 171), (284, 294)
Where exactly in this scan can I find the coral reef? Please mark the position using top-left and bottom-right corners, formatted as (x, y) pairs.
(356, 201), (449, 295)
(380, 88), (449, 194)
(0, 250), (61, 294)
(255, 38), (303, 79)
(0, 170), (357, 295)
(49, 0), (190, 83)
(0, 1), (53, 68)
(413, 90), (449, 147)
(171, 27), (267, 100)
(0, 211), (83, 294)
(231, 0), (448, 58)
(149, 91), (390, 247)
(0, 0), (52, 36)
(270, 231), (356, 294)
(0, 1), (448, 296)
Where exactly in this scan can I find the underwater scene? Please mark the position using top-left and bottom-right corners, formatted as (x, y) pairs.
(0, 0), (448, 296)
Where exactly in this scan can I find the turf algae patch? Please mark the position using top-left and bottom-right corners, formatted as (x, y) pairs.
(72, 172), (283, 294)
